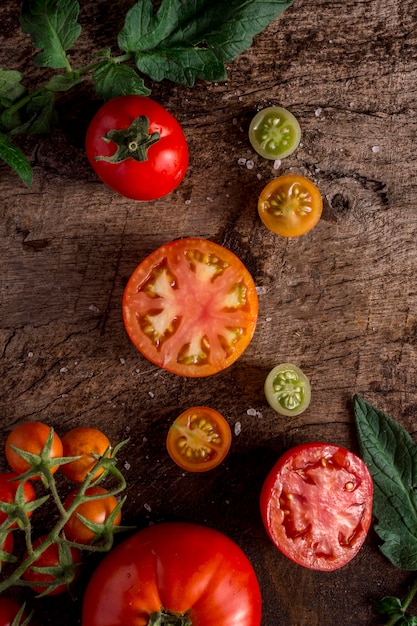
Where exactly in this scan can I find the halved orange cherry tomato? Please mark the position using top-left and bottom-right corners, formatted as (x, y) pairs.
(258, 174), (322, 237)
(166, 406), (232, 472)
(122, 238), (258, 377)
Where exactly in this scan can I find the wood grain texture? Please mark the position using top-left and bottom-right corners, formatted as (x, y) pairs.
(1, 0), (417, 624)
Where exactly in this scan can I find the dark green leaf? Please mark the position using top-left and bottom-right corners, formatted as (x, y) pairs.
(0, 68), (26, 108)
(20, 0), (82, 69)
(0, 132), (32, 186)
(92, 62), (151, 100)
(25, 91), (58, 134)
(354, 395), (417, 570)
(45, 72), (84, 92)
(376, 596), (403, 616)
(118, 0), (295, 85)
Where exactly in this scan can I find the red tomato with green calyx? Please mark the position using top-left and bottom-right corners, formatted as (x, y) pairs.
(85, 96), (188, 201)
(123, 238), (258, 377)
(82, 522), (262, 626)
(5, 421), (63, 479)
(260, 442), (373, 571)
(0, 472), (36, 526)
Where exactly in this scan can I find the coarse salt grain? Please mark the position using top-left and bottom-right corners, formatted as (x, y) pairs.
(234, 422), (242, 436)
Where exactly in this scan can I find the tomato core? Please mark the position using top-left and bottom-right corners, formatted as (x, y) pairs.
(148, 608), (192, 626)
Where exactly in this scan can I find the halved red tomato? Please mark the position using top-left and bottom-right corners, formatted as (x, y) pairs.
(122, 238), (258, 377)
(260, 442), (373, 571)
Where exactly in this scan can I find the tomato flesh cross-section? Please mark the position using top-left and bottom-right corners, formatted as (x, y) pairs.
(166, 406), (232, 472)
(122, 238), (259, 377)
(260, 443), (373, 571)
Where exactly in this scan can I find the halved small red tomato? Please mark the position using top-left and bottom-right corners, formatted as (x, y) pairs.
(260, 442), (373, 571)
(258, 174), (322, 237)
(122, 238), (258, 377)
(166, 406), (232, 472)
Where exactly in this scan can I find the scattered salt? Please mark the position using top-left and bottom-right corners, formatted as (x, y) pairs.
(246, 160), (254, 170)
(27, 351), (33, 358)
(60, 367), (68, 373)
(234, 422), (242, 436)
(144, 503), (152, 512)
(273, 159), (281, 170)
(119, 358), (126, 365)
(372, 145), (380, 153)
(315, 108), (323, 117)
(238, 157), (247, 166)
(247, 408), (257, 416)
(124, 462), (131, 470)
(256, 286), (267, 295)
(148, 391), (155, 398)
(88, 304), (100, 312)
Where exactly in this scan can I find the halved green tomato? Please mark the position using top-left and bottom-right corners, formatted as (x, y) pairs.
(265, 363), (311, 416)
(122, 238), (258, 377)
(249, 106), (301, 160)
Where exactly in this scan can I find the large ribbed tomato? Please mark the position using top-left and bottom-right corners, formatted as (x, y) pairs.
(82, 522), (262, 626)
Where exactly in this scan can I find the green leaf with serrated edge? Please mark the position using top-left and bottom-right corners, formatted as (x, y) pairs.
(118, 0), (294, 86)
(0, 133), (32, 186)
(45, 72), (84, 92)
(0, 68), (26, 108)
(20, 0), (82, 69)
(354, 395), (417, 570)
(92, 62), (151, 100)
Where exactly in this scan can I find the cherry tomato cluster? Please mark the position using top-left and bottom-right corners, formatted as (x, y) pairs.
(0, 421), (127, 611)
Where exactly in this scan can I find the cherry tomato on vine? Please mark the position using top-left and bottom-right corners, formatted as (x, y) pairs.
(249, 106), (301, 160)
(0, 472), (36, 527)
(166, 406), (232, 472)
(85, 95), (188, 201)
(82, 522), (262, 626)
(0, 598), (27, 626)
(258, 174), (323, 237)
(60, 427), (111, 483)
(1, 532), (14, 567)
(264, 363), (311, 416)
(22, 535), (82, 596)
(5, 422), (63, 479)
(260, 442), (373, 571)
(122, 238), (258, 377)
(63, 486), (122, 545)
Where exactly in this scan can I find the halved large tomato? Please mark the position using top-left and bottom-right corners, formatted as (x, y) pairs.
(122, 238), (258, 377)
(260, 442), (373, 571)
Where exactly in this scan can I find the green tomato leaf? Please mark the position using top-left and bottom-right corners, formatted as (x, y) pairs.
(25, 91), (58, 134)
(354, 395), (417, 570)
(20, 0), (82, 69)
(118, 0), (295, 86)
(92, 62), (151, 100)
(0, 68), (26, 108)
(45, 72), (84, 92)
(0, 133), (32, 187)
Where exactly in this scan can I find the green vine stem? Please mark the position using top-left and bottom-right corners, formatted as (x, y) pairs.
(0, 434), (130, 595)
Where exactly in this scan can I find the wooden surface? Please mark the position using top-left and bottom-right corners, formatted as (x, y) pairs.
(1, 0), (417, 624)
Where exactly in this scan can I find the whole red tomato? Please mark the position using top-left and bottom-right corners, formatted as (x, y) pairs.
(0, 472), (36, 526)
(63, 486), (122, 545)
(0, 598), (27, 626)
(5, 421), (63, 479)
(82, 522), (262, 626)
(85, 95), (188, 201)
(260, 442), (373, 571)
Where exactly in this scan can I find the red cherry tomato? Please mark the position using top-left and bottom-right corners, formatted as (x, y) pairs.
(260, 442), (373, 571)
(122, 238), (258, 377)
(0, 472), (36, 527)
(166, 406), (232, 472)
(63, 486), (122, 545)
(0, 598), (27, 626)
(82, 522), (262, 626)
(85, 95), (188, 200)
(22, 535), (82, 596)
(5, 422), (63, 479)
(60, 427), (111, 483)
